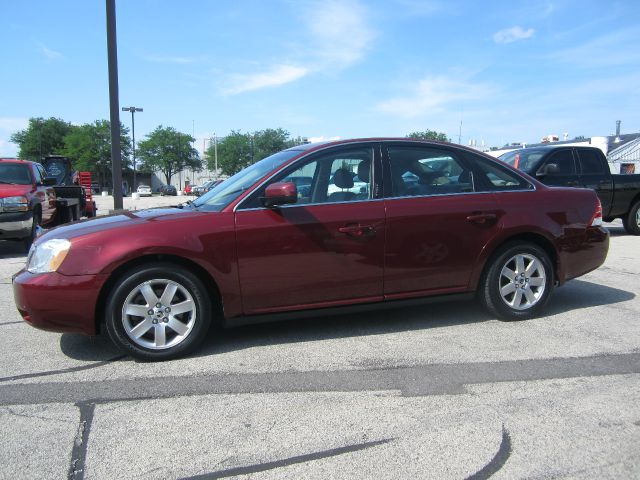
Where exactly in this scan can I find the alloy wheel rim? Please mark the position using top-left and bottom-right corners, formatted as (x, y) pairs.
(498, 253), (546, 311)
(122, 279), (196, 350)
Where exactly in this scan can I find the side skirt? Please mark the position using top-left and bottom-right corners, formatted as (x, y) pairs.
(223, 292), (475, 328)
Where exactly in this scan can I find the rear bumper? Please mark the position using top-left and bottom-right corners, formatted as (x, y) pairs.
(12, 269), (108, 335)
(560, 226), (610, 283)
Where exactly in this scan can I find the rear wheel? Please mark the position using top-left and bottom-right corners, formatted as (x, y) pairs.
(480, 242), (554, 320)
(105, 263), (212, 361)
(622, 200), (640, 235)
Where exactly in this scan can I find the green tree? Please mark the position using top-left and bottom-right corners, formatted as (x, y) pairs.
(137, 125), (201, 184)
(406, 130), (449, 142)
(205, 130), (251, 176)
(10, 117), (74, 161)
(62, 120), (131, 187)
(206, 128), (299, 176)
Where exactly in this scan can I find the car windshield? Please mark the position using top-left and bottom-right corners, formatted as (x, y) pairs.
(193, 149), (301, 211)
(0, 163), (32, 185)
(500, 149), (546, 173)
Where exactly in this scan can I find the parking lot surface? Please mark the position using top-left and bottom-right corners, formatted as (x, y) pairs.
(1, 198), (638, 479)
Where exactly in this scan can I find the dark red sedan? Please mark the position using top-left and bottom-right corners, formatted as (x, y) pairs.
(13, 139), (609, 360)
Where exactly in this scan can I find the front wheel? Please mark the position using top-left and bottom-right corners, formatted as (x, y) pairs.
(105, 263), (212, 361)
(479, 242), (554, 321)
(622, 201), (640, 235)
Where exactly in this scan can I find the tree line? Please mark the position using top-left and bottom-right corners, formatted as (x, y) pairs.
(11, 117), (449, 185)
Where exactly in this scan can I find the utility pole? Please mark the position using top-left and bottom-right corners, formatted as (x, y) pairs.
(214, 133), (218, 176)
(458, 120), (462, 144)
(106, 0), (123, 210)
(121, 106), (142, 191)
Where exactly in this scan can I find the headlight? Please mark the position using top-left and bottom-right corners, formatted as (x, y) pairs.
(1, 196), (29, 212)
(27, 239), (71, 273)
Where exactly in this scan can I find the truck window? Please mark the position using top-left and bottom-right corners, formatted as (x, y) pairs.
(577, 150), (604, 174)
(545, 150), (575, 175)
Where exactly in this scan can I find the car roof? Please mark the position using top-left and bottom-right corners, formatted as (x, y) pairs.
(0, 158), (35, 165)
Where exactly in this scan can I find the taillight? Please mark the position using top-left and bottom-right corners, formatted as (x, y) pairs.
(589, 198), (603, 227)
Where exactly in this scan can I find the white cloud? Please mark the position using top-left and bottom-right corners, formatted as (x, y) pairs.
(223, 64), (309, 95)
(222, 0), (375, 95)
(38, 43), (63, 60)
(493, 26), (535, 44)
(307, 135), (341, 143)
(377, 75), (495, 118)
(307, 0), (375, 68)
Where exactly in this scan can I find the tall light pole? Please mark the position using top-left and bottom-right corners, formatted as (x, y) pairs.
(122, 106), (143, 190)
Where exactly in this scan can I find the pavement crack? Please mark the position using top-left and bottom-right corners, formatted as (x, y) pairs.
(1, 406), (75, 425)
(67, 401), (96, 480)
(179, 438), (394, 479)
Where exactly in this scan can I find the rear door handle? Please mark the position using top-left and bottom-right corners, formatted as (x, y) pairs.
(466, 213), (497, 225)
(338, 224), (375, 237)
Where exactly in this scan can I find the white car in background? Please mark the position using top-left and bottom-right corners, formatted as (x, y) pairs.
(136, 185), (152, 197)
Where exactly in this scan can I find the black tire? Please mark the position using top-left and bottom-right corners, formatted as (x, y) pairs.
(479, 242), (554, 321)
(622, 200), (640, 235)
(105, 263), (212, 361)
(22, 209), (41, 252)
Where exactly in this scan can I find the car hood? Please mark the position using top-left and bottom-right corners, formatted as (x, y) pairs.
(37, 206), (202, 242)
(0, 184), (31, 197)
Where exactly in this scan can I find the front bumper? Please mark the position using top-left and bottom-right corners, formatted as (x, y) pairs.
(0, 212), (32, 239)
(12, 269), (108, 335)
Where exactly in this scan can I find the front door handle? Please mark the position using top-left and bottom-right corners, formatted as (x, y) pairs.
(466, 213), (497, 225)
(338, 224), (375, 237)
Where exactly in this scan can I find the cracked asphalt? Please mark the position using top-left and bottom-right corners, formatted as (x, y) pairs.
(0, 201), (638, 479)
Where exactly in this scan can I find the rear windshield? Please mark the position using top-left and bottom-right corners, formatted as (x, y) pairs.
(0, 163), (32, 185)
(499, 149), (546, 173)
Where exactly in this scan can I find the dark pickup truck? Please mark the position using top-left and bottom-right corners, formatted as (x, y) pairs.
(500, 145), (640, 235)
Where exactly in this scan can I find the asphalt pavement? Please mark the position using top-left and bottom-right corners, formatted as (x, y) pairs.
(0, 199), (638, 479)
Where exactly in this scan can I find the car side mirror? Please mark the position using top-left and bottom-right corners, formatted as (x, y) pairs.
(261, 182), (298, 208)
(42, 177), (57, 186)
(536, 163), (560, 177)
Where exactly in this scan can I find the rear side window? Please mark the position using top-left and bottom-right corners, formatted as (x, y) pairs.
(577, 149), (604, 174)
(387, 146), (473, 197)
(469, 154), (533, 191)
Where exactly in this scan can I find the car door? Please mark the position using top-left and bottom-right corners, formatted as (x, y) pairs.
(234, 144), (385, 315)
(382, 143), (502, 297)
(575, 148), (613, 214)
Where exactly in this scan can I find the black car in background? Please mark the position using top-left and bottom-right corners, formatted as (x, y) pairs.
(159, 184), (177, 196)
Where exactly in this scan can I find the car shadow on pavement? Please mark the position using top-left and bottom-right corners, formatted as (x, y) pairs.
(194, 279), (635, 359)
(0, 241), (27, 259)
(56, 279), (634, 362)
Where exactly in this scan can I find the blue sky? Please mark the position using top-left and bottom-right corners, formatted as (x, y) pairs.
(1, 0), (639, 157)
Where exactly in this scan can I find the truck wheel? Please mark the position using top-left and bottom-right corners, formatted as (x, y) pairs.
(479, 242), (554, 321)
(622, 201), (640, 235)
(22, 209), (41, 252)
(105, 263), (212, 361)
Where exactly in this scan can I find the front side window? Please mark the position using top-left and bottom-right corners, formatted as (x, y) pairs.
(239, 146), (374, 209)
(543, 150), (576, 175)
(387, 146), (472, 197)
(194, 149), (301, 211)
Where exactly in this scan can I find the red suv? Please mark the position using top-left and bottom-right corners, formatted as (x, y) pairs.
(1, 158), (57, 249)
(13, 139), (609, 360)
